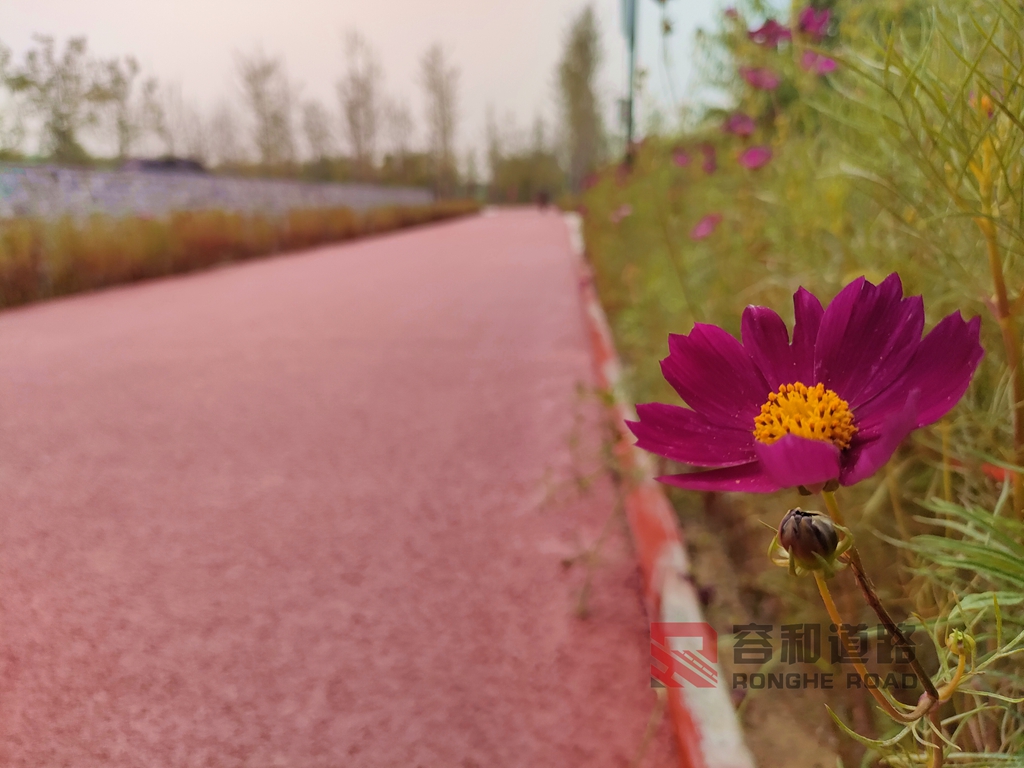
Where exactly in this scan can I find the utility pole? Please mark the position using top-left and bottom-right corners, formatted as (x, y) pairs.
(621, 0), (638, 160)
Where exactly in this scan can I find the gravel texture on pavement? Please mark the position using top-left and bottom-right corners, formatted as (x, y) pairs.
(0, 209), (674, 767)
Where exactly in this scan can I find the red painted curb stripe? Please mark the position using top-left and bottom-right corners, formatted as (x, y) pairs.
(564, 214), (755, 768)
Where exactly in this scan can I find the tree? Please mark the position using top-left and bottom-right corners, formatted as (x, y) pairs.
(236, 49), (296, 167)
(144, 82), (208, 162)
(0, 42), (25, 157)
(486, 111), (563, 204)
(557, 6), (605, 191)
(464, 149), (479, 195)
(420, 44), (459, 195)
(485, 105), (503, 184)
(383, 97), (413, 169)
(207, 100), (246, 167)
(302, 99), (334, 162)
(101, 55), (152, 159)
(5, 35), (111, 163)
(337, 31), (381, 175)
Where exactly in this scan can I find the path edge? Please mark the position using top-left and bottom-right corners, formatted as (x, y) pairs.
(563, 212), (756, 768)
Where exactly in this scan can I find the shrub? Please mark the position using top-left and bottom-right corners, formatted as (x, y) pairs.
(0, 201), (480, 310)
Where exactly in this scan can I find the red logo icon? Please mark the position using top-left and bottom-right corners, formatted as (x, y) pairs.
(651, 622), (719, 688)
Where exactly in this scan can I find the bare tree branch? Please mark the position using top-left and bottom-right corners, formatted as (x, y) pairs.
(337, 31), (382, 175)
(236, 49), (296, 167)
(420, 43), (459, 195)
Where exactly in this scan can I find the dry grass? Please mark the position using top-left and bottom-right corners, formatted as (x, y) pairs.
(0, 201), (480, 309)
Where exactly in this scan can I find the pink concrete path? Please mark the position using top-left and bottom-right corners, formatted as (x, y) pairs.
(0, 209), (674, 767)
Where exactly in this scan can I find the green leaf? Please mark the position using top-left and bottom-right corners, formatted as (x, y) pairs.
(825, 705), (914, 749)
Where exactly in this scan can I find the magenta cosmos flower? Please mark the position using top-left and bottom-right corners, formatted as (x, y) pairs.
(740, 66), (781, 90)
(690, 213), (722, 240)
(739, 145), (772, 169)
(801, 51), (837, 74)
(628, 275), (983, 492)
(724, 112), (756, 136)
(798, 7), (830, 41)
(748, 19), (791, 47)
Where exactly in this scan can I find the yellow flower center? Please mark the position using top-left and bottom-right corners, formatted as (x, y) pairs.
(753, 382), (857, 450)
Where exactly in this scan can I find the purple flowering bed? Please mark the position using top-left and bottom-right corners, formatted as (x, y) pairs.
(0, 164), (433, 220)
(580, 1), (1024, 766)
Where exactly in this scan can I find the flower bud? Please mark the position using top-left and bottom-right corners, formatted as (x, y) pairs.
(778, 508), (838, 568)
(946, 629), (975, 656)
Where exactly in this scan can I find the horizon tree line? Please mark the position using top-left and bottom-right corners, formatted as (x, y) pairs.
(0, 5), (606, 197)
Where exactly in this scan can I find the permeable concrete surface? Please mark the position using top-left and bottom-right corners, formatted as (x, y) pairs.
(0, 209), (675, 767)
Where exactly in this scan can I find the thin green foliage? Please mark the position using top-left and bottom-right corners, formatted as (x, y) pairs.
(582, 0), (1024, 762)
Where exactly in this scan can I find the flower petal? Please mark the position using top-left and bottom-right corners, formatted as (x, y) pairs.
(813, 276), (866, 382)
(815, 56), (837, 74)
(800, 51), (838, 74)
(815, 274), (925, 407)
(753, 435), (841, 488)
(798, 7), (830, 40)
(742, 290), (824, 389)
(661, 324), (769, 430)
(628, 403), (756, 467)
(855, 313), (983, 432)
(848, 294), (924, 408)
(792, 287), (824, 383)
(739, 67), (781, 90)
(906, 313), (983, 426)
(658, 462), (781, 493)
(840, 392), (919, 485)
(748, 19), (792, 47)
(690, 213), (722, 240)
(738, 146), (773, 169)
(742, 305), (795, 389)
(723, 113), (756, 136)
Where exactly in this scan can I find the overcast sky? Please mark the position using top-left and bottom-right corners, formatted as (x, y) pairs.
(3, 0), (728, 160)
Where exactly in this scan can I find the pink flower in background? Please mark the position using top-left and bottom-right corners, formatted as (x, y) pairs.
(748, 19), (791, 47)
(609, 203), (633, 224)
(800, 51), (837, 74)
(701, 144), (718, 174)
(672, 150), (692, 167)
(740, 67), (781, 91)
(738, 146), (773, 169)
(725, 7), (739, 19)
(723, 112), (756, 136)
(690, 213), (722, 240)
(798, 7), (830, 41)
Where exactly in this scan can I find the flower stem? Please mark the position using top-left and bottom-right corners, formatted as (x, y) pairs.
(975, 141), (1024, 518)
(940, 420), (953, 504)
(654, 201), (702, 323)
(981, 218), (1023, 517)
(812, 571), (922, 723)
(821, 491), (941, 701)
(926, 707), (944, 768)
(938, 653), (966, 701)
(925, 647), (968, 768)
